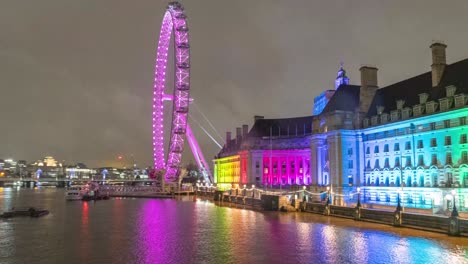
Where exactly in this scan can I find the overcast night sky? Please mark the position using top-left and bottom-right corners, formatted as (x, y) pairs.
(1, 0), (468, 168)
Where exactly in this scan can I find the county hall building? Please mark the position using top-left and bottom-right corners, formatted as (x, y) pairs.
(213, 42), (468, 213)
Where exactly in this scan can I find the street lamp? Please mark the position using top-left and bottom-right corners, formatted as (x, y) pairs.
(410, 123), (416, 187)
(396, 188), (403, 211)
(252, 184), (255, 198)
(326, 186), (331, 205)
(357, 187), (361, 207)
(303, 185), (307, 202)
(243, 184), (247, 196)
(451, 189), (459, 217)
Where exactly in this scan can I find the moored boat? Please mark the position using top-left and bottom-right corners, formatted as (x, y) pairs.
(65, 186), (88, 201)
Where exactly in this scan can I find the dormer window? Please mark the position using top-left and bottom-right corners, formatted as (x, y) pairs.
(363, 118), (369, 128)
(413, 105), (422, 117)
(390, 110), (400, 122)
(454, 94), (467, 108)
(371, 116), (379, 126)
(401, 107), (412, 119)
(426, 101), (438, 114)
(380, 113), (389, 124)
(439, 97), (453, 111)
(376, 106), (385, 115)
(396, 100), (405, 110)
(446, 85), (457, 97)
(418, 93), (429, 104)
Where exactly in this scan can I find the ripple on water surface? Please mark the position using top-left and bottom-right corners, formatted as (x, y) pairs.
(0, 188), (467, 264)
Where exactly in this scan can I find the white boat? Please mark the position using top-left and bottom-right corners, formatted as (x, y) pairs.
(65, 186), (88, 201)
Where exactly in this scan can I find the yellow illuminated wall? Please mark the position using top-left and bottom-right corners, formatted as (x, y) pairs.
(214, 155), (241, 185)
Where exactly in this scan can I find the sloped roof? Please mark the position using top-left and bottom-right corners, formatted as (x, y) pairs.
(248, 115), (314, 137)
(321, 84), (361, 114)
(367, 58), (468, 116)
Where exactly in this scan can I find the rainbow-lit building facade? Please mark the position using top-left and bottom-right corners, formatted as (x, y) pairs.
(214, 43), (468, 213)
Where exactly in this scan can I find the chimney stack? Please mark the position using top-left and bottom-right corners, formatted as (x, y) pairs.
(254, 115), (264, 122)
(236, 127), (242, 143)
(430, 42), (447, 87)
(225, 131), (231, 148)
(359, 66), (379, 114)
(242, 124), (248, 138)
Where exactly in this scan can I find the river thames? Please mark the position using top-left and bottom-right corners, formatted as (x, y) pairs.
(0, 188), (467, 264)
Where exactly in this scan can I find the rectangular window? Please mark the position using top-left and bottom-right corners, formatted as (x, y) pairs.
(384, 144), (389, 152)
(405, 142), (411, 150)
(366, 147), (370, 154)
(348, 160), (353, 169)
(374, 159), (380, 169)
(445, 136), (452, 146)
(462, 151), (468, 163)
(395, 157), (400, 167)
(461, 134), (467, 144)
(430, 122), (436, 130)
(347, 148), (353, 155)
(444, 120), (450, 128)
(348, 175), (353, 186)
(366, 160), (371, 169)
(431, 154), (438, 165)
(394, 143), (400, 151)
(384, 158), (390, 168)
(446, 153), (452, 165)
(430, 138), (437, 147)
(460, 117), (467, 126)
(374, 146), (379, 153)
(418, 155), (424, 166)
(417, 140), (423, 149)
(405, 156), (412, 167)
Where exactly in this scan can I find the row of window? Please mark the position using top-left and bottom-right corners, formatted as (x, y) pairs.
(366, 151), (468, 169)
(365, 117), (467, 137)
(365, 134), (467, 154)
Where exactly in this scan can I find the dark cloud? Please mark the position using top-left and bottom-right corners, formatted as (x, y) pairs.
(1, 0), (468, 167)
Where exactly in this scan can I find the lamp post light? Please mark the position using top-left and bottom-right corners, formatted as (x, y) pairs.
(357, 187), (361, 208)
(303, 185), (307, 202)
(451, 189), (459, 217)
(326, 186), (330, 205)
(409, 123), (416, 187)
(252, 184), (255, 198)
(243, 184), (247, 196)
(396, 188), (402, 211)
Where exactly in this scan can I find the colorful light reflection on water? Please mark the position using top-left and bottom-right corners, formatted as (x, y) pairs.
(0, 188), (467, 264)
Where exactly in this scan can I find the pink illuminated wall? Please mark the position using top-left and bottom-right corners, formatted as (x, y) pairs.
(262, 150), (310, 185)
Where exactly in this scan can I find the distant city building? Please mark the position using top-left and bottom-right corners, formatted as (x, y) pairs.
(214, 42), (468, 213)
(28, 156), (64, 178)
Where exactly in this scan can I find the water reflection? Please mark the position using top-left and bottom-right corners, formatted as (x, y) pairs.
(1, 189), (467, 264)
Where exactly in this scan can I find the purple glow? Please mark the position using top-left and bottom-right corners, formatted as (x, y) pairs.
(262, 150), (310, 185)
(152, 2), (191, 182)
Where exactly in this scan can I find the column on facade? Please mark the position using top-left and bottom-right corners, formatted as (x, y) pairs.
(294, 156), (298, 185)
(301, 155), (307, 184)
(310, 137), (325, 186)
(286, 154), (290, 185)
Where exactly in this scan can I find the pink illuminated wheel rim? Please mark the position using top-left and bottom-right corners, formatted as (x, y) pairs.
(152, 2), (190, 182)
